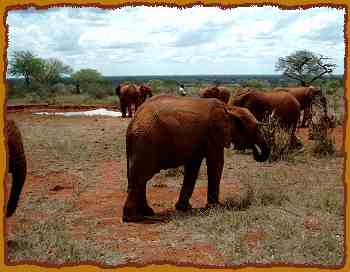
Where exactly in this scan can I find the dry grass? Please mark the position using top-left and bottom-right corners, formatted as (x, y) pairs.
(309, 108), (337, 157)
(6, 112), (344, 267)
(260, 113), (300, 162)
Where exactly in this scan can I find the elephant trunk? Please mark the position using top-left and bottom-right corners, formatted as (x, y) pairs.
(252, 133), (270, 162)
(7, 122), (27, 217)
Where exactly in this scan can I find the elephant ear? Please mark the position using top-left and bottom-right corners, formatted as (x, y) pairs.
(227, 106), (258, 138)
(231, 89), (250, 107)
(208, 105), (231, 148)
(116, 85), (121, 96)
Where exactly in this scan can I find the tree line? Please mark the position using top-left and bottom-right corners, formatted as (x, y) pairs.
(7, 49), (341, 99)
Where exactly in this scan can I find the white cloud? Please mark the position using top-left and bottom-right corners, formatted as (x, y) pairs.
(6, 6), (345, 75)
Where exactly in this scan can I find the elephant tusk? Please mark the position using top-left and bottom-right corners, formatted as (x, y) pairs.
(254, 144), (262, 156)
(270, 110), (276, 119)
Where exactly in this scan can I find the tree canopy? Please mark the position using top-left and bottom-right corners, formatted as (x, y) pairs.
(275, 50), (336, 86)
(8, 51), (44, 87)
(71, 69), (103, 83)
(8, 50), (73, 88)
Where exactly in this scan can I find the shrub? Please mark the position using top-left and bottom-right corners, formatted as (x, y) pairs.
(84, 82), (114, 99)
(260, 113), (297, 162)
(310, 110), (336, 157)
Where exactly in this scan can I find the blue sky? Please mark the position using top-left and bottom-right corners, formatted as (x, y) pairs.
(6, 6), (345, 76)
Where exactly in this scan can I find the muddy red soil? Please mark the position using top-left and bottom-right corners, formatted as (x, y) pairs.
(4, 106), (345, 266)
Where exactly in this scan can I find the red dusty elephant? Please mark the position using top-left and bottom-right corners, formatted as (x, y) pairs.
(6, 120), (27, 217)
(231, 89), (301, 148)
(123, 95), (270, 222)
(200, 86), (231, 103)
(139, 84), (153, 104)
(273, 86), (326, 128)
(116, 84), (141, 118)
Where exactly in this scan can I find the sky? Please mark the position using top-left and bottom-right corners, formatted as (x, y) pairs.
(6, 5), (345, 76)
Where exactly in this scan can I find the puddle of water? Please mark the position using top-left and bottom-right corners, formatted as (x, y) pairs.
(33, 108), (122, 117)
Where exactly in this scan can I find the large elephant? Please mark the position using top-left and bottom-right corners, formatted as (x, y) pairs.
(200, 86), (231, 103)
(273, 86), (326, 128)
(116, 84), (141, 118)
(6, 120), (27, 217)
(139, 84), (153, 104)
(123, 95), (270, 222)
(231, 89), (301, 148)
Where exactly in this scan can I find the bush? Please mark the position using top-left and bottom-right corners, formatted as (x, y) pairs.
(260, 113), (298, 162)
(310, 110), (336, 157)
(84, 82), (114, 99)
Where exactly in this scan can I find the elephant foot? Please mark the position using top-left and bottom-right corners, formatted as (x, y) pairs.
(175, 201), (192, 212)
(140, 205), (155, 216)
(122, 212), (144, 223)
(205, 202), (221, 210)
(123, 206), (144, 223)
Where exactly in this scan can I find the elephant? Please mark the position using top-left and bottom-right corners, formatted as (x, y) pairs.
(231, 88), (301, 149)
(273, 86), (326, 128)
(139, 84), (153, 104)
(122, 95), (270, 222)
(116, 83), (141, 118)
(6, 120), (27, 217)
(200, 86), (231, 104)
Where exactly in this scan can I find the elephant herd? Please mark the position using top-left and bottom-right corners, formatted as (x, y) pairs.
(5, 83), (327, 223)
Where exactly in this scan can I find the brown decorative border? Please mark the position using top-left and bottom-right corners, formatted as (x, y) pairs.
(0, 0), (348, 271)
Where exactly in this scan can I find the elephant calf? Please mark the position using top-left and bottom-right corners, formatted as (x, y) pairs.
(6, 120), (27, 217)
(139, 84), (153, 104)
(200, 86), (231, 103)
(232, 88), (302, 149)
(123, 95), (270, 222)
(116, 84), (141, 118)
(273, 86), (326, 128)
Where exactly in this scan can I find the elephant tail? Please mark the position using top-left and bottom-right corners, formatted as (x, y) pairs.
(6, 120), (27, 217)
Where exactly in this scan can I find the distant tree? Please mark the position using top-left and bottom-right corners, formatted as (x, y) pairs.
(71, 69), (104, 94)
(34, 58), (73, 86)
(275, 50), (336, 86)
(8, 50), (44, 87)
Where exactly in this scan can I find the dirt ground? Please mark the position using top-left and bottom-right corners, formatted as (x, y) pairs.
(4, 106), (345, 267)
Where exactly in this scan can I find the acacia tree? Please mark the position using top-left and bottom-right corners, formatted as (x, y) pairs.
(275, 50), (336, 86)
(34, 58), (73, 86)
(8, 51), (72, 93)
(8, 50), (44, 87)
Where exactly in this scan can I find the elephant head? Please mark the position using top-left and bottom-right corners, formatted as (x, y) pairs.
(6, 120), (27, 217)
(308, 86), (328, 113)
(139, 84), (153, 103)
(227, 106), (270, 162)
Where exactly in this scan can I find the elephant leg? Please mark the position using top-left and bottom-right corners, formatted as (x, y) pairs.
(206, 147), (224, 206)
(123, 160), (156, 222)
(123, 184), (144, 222)
(120, 100), (127, 118)
(301, 108), (311, 128)
(175, 158), (203, 211)
(128, 103), (133, 118)
(139, 181), (155, 216)
(7, 154), (26, 217)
